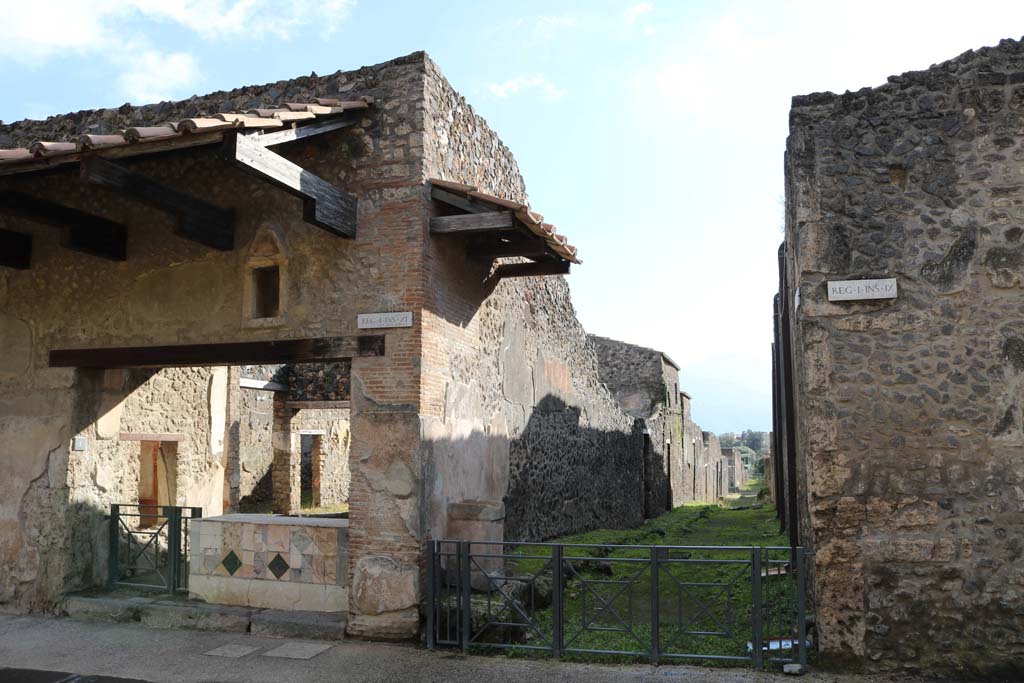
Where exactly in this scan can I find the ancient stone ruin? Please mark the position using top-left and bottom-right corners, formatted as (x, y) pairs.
(774, 37), (1024, 676)
(0, 52), (733, 643)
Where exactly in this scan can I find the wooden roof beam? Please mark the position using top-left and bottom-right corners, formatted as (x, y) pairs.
(492, 260), (570, 279)
(226, 132), (356, 238)
(50, 334), (385, 369)
(430, 211), (515, 235)
(80, 156), (233, 251)
(470, 240), (554, 262)
(0, 229), (31, 269)
(0, 190), (127, 262)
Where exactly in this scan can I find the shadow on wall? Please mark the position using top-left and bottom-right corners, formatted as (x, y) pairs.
(423, 393), (654, 544)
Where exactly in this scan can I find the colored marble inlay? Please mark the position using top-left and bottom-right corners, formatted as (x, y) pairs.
(221, 550), (242, 576)
(268, 553), (290, 580)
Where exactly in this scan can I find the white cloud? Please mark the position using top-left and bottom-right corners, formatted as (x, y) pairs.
(0, 0), (357, 103)
(487, 75), (565, 102)
(624, 2), (652, 25)
(117, 49), (199, 103)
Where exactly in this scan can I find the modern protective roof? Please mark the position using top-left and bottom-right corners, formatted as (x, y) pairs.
(0, 98), (372, 175)
(428, 178), (580, 264)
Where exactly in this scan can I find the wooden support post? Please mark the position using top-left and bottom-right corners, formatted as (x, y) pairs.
(80, 156), (234, 251)
(0, 190), (126, 261)
(226, 132), (357, 238)
(492, 260), (570, 279)
(0, 229), (31, 269)
(49, 335), (386, 369)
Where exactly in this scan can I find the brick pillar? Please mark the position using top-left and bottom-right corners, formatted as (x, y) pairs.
(224, 366), (241, 512)
(311, 436), (323, 508)
(346, 373), (422, 639)
(272, 394), (299, 514)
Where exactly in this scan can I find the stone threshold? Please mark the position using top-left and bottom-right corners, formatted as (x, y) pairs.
(60, 592), (346, 641)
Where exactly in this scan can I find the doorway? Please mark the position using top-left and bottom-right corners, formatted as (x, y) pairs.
(138, 440), (177, 527)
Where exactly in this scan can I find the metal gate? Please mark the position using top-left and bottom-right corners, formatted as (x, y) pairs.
(426, 540), (807, 667)
(108, 504), (202, 593)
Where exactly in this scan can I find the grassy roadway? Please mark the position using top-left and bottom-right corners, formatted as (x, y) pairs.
(479, 484), (795, 665)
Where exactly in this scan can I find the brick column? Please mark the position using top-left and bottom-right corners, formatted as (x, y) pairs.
(224, 366), (241, 512)
(272, 394), (299, 514)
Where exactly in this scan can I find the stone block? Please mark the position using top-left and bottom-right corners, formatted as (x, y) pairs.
(139, 600), (252, 632)
(351, 556), (418, 616)
(250, 609), (346, 640)
(61, 594), (152, 623)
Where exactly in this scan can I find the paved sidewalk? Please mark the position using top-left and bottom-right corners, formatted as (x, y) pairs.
(0, 613), (905, 683)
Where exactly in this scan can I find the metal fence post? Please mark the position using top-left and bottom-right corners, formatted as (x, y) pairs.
(460, 540), (471, 653)
(166, 506), (180, 593)
(552, 545), (564, 659)
(650, 546), (660, 665)
(426, 540), (436, 650)
(752, 547), (763, 668)
(108, 504), (120, 588)
(796, 546), (807, 666)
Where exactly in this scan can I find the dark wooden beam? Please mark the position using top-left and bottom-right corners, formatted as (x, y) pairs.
(430, 211), (515, 235)
(0, 229), (31, 269)
(50, 335), (386, 369)
(246, 117), (358, 147)
(0, 190), (126, 261)
(470, 241), (553, 261)
(226, 132), (357, 238)
(492, 260), (570, 279)
(80, 156), (234, 251)
(430, 186), (492, 214)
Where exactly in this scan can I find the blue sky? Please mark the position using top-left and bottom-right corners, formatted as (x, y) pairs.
(3, 1), (1023, 432)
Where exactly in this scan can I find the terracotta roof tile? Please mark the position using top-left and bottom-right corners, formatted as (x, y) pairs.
(428, 179), (581, 264)
(0, 96), (373, 172)
(29, 141), (77, 157)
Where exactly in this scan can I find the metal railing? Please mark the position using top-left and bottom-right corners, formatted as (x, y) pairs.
(108, 504), (202, 593)
(426, 540), (808, 667)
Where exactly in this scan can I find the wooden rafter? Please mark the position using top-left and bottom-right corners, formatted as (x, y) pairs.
(0, 229), (31, 269)
(50, 335), (386, 369)
(80, 156), (234, 251)
(430, 186), (493, 213)
(226, 132), (357, 238)
(430, 211), (515, 235)
(470, 241), (554, 261)
(0, 190), (127, 262)
(492, 260), (570, 279)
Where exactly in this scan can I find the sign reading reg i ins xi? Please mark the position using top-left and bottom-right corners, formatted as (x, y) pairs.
(826, 278), (898, 302)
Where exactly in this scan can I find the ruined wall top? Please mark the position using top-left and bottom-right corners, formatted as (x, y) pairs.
(587, 334), (675, 419)
(790, 36), (1024, 117)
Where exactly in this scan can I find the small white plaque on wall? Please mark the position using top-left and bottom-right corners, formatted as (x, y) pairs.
(827, 278), (898, 302)
(357, 311), (414, 329)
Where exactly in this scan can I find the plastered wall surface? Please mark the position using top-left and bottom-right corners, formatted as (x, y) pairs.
(786, 38), (1024, 674)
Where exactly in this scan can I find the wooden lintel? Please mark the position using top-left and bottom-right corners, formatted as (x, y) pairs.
(0, 229), (31, 269)
(471, 241), (553, 261)
(80, 156), (234, 251)
(430, 187), (492, 214)
(0, 190), (127, 262)
(50, 335), (386, 369)
(247, 116), (358, 147)
(492, 260), (570, 279)
(226, 132), (357, 238)
(287, 400), (352, 410)
(119, 432), (185, 442)
(430, 211), (515, 235)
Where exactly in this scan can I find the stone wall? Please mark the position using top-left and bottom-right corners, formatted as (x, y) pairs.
(784, 37), (1024, 675)
(587, 335), (684, 514)
(419, 57), (646, 545)
(237, 386), (274, 510)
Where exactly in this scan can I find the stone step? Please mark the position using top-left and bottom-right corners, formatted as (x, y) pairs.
(60, 593), (347, 641)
